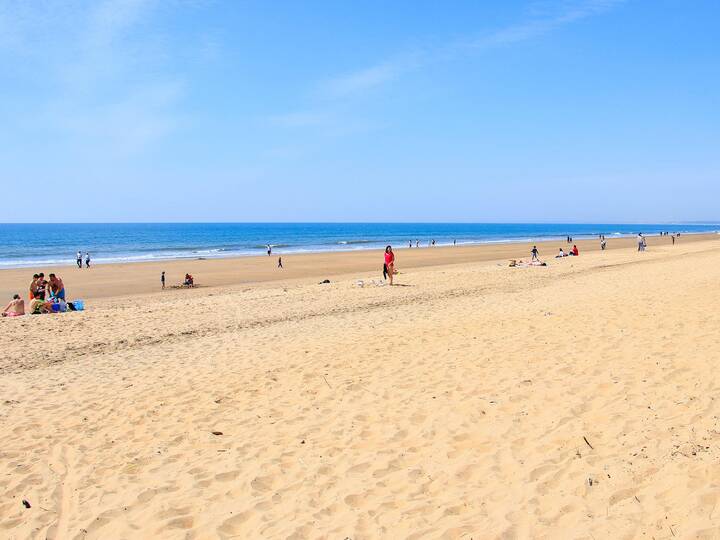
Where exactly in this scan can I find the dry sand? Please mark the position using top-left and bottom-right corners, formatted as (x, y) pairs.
(2, 236), (720, 538)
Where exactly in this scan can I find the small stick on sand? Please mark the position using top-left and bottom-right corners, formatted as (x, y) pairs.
(322, 375), (332, 389)
(583, 436), (594, 450)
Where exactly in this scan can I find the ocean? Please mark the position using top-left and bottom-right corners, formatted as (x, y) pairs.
(0, 223), (717, 269)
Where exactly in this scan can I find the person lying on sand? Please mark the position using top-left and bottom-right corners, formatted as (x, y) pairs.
(2, 294), (25, 317)
(510, 259), (546, 267)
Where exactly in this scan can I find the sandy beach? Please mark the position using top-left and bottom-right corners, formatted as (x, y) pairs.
(0, 233), (710, 301)
(3, 236), (720, 538)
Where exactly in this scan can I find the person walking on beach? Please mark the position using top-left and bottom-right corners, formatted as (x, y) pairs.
(671, 234), (675, 245)
(637, 233), (644, 252)
(85, 252), (91, 268)
(277, 257), (283, 269)
(76, 250), (82, 269)
(531, 245), (539, 261)
(384, 245), (395, 286)
(161, 271), (165, 289)
(601, 239), (606, 250)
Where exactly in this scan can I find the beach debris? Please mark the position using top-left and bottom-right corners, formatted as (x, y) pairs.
(356, 280), (364, 288)
(22, 499), (31, 508)
(583, 436), (594, 450)
(322, 375), (332, 389)
(319, 279), (330, 284)
(301, 439), (306, 444)
(588, 478), (593, 487)
(211, 431), (223, 436)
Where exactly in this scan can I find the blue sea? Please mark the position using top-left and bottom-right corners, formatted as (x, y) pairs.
(0, 223), (718, 269)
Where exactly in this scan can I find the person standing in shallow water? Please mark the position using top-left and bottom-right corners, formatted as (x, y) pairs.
(384, 246), (395, 286)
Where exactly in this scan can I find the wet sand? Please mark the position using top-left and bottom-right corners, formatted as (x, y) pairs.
(0, 233), (707, 301)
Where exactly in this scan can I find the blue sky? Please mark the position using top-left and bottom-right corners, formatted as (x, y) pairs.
(1, 0), (718, 223)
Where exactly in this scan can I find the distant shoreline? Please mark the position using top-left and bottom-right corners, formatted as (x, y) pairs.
(0, 225), (716, 270)
(1, 232), (717, 302)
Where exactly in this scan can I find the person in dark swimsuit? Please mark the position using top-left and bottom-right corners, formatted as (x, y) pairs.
(36, 273), (47, 300)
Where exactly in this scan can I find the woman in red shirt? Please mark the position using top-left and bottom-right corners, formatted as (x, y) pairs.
(572, 244), (579, 256)
(384, 246), (395, 285)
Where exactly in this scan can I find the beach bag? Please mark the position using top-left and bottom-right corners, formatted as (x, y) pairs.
(73, 300), (85, 311)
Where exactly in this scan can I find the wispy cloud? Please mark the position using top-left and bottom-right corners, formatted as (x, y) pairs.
(284, 0), (624, 117)
(318, 52), (423, 99)
(273, 0), (626, 147)
(267, 110), (331, 128)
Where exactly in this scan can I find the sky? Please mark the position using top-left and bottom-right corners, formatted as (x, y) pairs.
(1, 0), (719, 223)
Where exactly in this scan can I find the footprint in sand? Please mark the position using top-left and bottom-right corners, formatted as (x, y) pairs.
(250, 474), (275, 493)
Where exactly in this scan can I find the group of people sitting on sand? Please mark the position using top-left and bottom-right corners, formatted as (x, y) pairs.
(2, 272), (83, 318)
(509, 243), (582, 268)
(556, 245), (579, 258)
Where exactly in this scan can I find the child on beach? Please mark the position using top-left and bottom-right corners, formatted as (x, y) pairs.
(161, 271), (165, 289)
(29, 274), (38, 300)
(35, 273), (47, 300)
